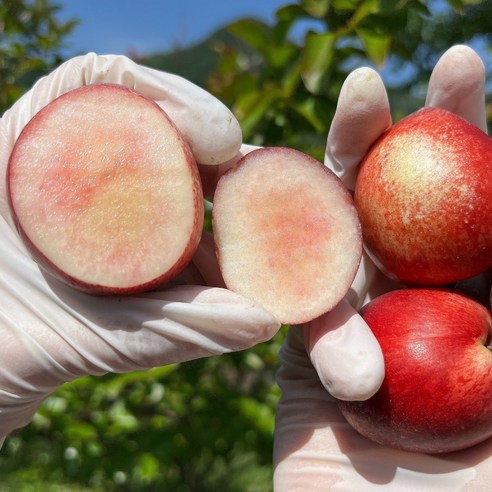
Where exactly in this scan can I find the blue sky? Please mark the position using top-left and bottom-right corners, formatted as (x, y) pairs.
(56, 0), (290, 58)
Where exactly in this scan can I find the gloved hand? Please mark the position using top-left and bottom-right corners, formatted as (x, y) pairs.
(273, 45), (492, 491)
(0, 53), (282, 449)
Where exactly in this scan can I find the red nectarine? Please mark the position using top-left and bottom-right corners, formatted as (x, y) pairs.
(355, 107), (492, 286)
(338, 288), (492, 453)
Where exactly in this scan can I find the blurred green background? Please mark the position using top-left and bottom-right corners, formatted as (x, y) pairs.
(1, 1), (492, 490)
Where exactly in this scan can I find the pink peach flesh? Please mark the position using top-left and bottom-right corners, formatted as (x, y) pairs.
(212, 147), (362, 324)
(8, 84), (203, 294)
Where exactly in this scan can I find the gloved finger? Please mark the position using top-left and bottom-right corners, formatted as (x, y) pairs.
(273, 327), (490, 492)
(199, 144), (261, 199)
(303, 299), (384, 401)
(426, 45), (487, 132)
(0, 279), (280, 439)
(325, 68), (392, 190)
(0, 53), (242, 166)
(189, 230), (227, 288)
(0, 213), (280, 444)
(0, 215), (280, 381)
(323, 69), (396, 308)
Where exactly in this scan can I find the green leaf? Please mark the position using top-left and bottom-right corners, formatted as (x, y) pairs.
(135, 453), (159, 482)
(236, 397), (275, 436)
(108, 401), (139, 432)
(274, 5), (308, 41)
(301, 32), (336, 94)
(235, 87), (283, 137)
(228, 18), (270, 53)
(65, 422), (97, 442)
(394, 0), (430, 15)
(349, 0), (381, 28)
(265, 42), (298, 69)
(281, 57), (303, 96)
(276, 4), (308, 23)
(41, 396), (68, 415)
(333, 0), (362, 11)
(445, 0), (464, 8)
(289, 97), (327, 133)
(357, 28), (391, 66)
(301, 0), (331, 18)
(104, 364), (178, 395)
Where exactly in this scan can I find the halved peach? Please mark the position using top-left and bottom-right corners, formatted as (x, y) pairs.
(8, 84), (204, 294)
(212, 147), (362, 324)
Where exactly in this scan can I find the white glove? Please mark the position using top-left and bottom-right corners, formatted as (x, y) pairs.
(273, 45), (492, 491)
(0, 53), (282, 448)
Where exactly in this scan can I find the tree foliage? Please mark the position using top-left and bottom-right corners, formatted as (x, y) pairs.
(1, 1), (492, 491)
(0, 341), (282, 491)
(0, 0), (77, 113)
(208, 0), (492, 161)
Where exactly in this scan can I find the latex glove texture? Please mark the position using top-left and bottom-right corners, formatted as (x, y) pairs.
(0, 53), (280, 446)
(274, 45), (492, 491)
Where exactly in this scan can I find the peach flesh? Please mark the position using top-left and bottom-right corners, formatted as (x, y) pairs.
(8, 84), (204, 294)
(212, 147), (362, 324)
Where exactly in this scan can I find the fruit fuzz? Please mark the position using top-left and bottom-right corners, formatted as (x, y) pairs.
(354, 107), (492, 286)
(338, 288), (492, 454)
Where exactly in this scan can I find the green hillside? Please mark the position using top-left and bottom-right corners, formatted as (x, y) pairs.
(141, 26), (253, 88)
